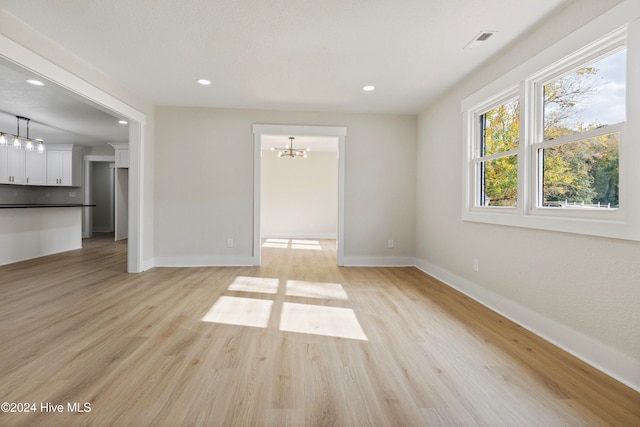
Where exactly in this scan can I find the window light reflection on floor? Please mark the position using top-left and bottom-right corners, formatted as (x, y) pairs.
(201, 275), (367, 340)
(279, 302), (368, 341)
(262, 242), (289, 249)
(285, 280), (348, 300)
(262, 238), (289, 249)
(291, 239), (321, 250)
(201, 296), (273, 328)
(291, 239), (319, 244)
(291, 244), (322, 250)
(262, 238), (323, 250)
(228, 276), (279, 294)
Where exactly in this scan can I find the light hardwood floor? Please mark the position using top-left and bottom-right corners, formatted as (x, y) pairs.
(0, 235), (638, 426)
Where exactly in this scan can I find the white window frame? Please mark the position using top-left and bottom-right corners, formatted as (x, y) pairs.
(528, 36), (626, 222)
(462, 4), (640, 241)
(471, 91), (520, 212)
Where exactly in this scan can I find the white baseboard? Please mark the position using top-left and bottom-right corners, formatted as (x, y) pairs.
(152, 256), (255, 267)
(142, 257), (154, 271)
(342, 256), (416, 267)
(414, 258), (640, 393)
(261, 233), (338, 239)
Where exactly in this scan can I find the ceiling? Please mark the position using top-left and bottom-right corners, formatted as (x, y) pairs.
(0, 0), (569, 146)
(0, 59), (129, 147)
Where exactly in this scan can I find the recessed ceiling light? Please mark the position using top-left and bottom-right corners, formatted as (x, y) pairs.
(362, 85), (375, 91)
(26, 79), (44, 86)
(197, 79), (211, 85)
(118, 120), (128, 125)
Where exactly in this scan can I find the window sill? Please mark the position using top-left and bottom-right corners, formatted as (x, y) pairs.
(462, 209), (639, 241)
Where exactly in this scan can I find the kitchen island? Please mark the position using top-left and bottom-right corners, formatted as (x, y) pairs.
(0, 204), (94, 266)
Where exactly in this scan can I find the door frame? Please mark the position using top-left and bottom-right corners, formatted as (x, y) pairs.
(252, 124), (347, 266)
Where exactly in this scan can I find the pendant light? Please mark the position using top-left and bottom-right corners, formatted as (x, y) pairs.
(13, 116), (21, 149)
(0, 116), (45, 153)
(271, 136), (310, 158)
(24, 118), (34, 151)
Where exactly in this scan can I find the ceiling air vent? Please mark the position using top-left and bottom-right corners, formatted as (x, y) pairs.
(464, 31), (496, 49)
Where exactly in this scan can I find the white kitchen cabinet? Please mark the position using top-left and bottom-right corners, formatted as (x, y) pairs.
(0, 145), (26, 185)
(0, 145), (8, 184)
(25, 150), (47, 185)
(116, 149), (129, 168)
(46, 145), (82, 186)
(109, 143), (129, 168)
(7, 147), (25, 185)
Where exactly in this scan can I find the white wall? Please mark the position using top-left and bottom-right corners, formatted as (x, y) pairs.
(416, 0), (639, 390)
(261, 150), (337, 238)
(154, 107), (416, 265)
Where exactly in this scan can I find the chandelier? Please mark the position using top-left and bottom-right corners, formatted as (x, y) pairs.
(0, 116), (45, 153)
(271, 136), (309, 158)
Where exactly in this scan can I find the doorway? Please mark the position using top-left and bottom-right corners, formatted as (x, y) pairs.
(253, 124), (347, 266)
(91, 161), (115, 234)
(84, 156), (129, 241)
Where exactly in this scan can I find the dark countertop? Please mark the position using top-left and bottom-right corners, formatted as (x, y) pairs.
(0, 204), (96, 209)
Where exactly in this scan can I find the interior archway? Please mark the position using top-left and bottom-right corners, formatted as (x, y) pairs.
(0, 33), (146, 272)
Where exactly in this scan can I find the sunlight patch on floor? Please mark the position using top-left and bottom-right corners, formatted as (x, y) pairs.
(262, 242), (289, 249)
(285, 280), (348, 300)
(228, 276), (279, 294)
(292, 239), (319, 244)
(291, 239), (321, 250)
(279, 302), (368, 340)
(201, 261), (367, 340)
(201, 296), (273, 328)
(291, 244), (322, 250)
(262, 238), (323, 250)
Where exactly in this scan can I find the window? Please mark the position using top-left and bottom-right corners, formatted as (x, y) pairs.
(536, 48), (625, 210)
(462, 23), (639, 241)
(476, 98), (519, 207)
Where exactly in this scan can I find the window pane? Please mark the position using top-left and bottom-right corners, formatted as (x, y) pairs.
(542, 132), (618, 208)
(480, 99), (519, 156)
(544, 49), (626, 140)
(480, 155), (517, 206)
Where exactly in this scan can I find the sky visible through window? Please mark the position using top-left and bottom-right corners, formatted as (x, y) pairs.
(580, 49), (626, 125)
(545, 49), (626, 133)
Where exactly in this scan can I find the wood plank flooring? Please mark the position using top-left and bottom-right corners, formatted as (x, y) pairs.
(0, 235), (638, 426)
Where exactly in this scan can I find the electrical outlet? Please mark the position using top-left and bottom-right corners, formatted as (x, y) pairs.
(473, 258), (479, 272)
(69, 191), (77, 197)
(226, 238), (234, 248)
(388, 239), (394, 249)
